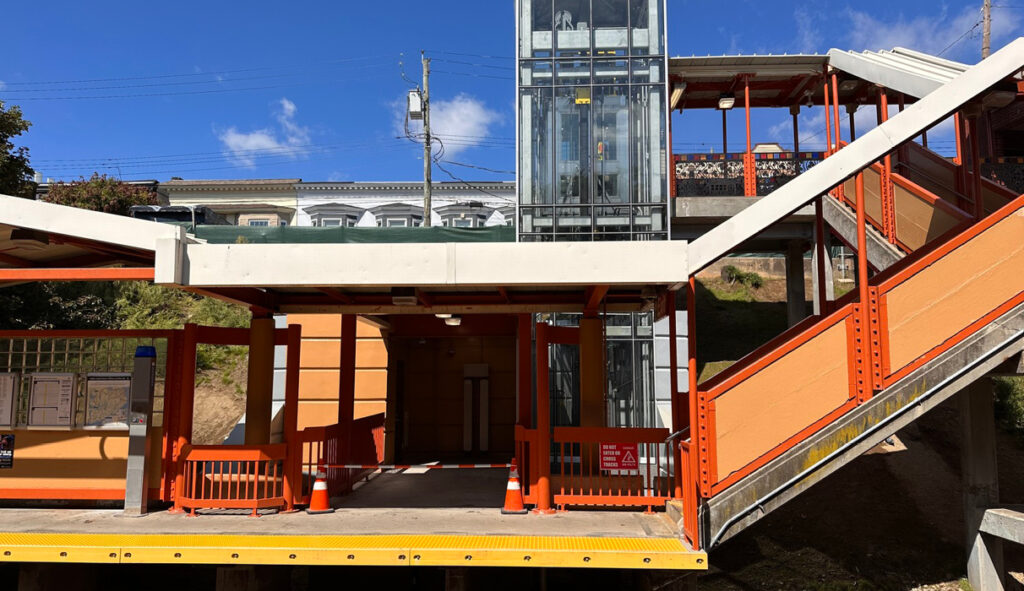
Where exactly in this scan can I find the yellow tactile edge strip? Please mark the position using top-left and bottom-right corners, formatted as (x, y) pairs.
(0, 532), (707, 570)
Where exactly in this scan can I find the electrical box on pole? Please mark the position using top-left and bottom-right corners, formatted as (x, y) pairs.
(408, 89), (424, 120)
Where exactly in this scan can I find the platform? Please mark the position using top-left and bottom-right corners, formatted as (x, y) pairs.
(0, 506), (704, 570)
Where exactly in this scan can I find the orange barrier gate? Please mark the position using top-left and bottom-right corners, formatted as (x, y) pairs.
(173, 444), (287, 516)
(297, 413), (385, 504)
(514, 425), (539, 505)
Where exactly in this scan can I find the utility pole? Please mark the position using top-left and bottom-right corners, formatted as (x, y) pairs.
(422, 51), (432, 227)
(982, 0), (992, 59)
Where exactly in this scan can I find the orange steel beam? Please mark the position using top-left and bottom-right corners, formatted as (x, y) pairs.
(583, 285), (609, 317)
(0, 267), (154, 281)
(517, 314), (532, 426)
(316, 287), (354, 305)
(184, 287), (276, 315)
(497, 286), (512, 304)
(743, 75), (755, 197)
(879, 89), (896, 244)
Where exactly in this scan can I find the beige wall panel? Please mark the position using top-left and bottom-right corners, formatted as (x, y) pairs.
(0, 431), (129, 492)
(356, 318), (382, 338)
(354, 401), (386, 419)
(297, 400), (340, 430)
(887, 210), (1024, 371)
(714, 321), (851, 480)
(355, 371), (387, 400)
(300, 340), (388, 370)
(893, 185), (961, 250)
(287, 314), (341, 338)
(843, 171), (883, 225)
(297, 369), (387, 401)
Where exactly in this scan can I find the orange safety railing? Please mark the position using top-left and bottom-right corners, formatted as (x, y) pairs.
(174, 444), (287, 516)
(678, 440), (699, 550)
(552, 426), (674, 512)
(514, 425), (539, 505)
(297, 413), (386, 504)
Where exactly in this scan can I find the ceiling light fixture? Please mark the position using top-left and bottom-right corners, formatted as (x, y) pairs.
(444, 316), (462, 327)
(717, 93), (736, 111)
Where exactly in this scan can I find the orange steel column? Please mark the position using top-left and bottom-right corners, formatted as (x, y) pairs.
(743, 76), (756, 196)
(159, 330), (183, 502)
(170, 323), (198, 513)
(687, 278), (706, 498)
(338, 314), (357, 475)
(282, 324), (302, 511)
(579, 317), (604, 429)
(855, 172), (874, 398)
(533, 322), (554, 514)
(831, 73), (842, 148)
(516, 314), (532, 426)
(823, 80), (833, 157)
(879, 89), (895, 244)
(244, 315), (276, 445)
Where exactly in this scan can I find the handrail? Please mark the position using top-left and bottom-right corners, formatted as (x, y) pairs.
(552, 426), (668, 444)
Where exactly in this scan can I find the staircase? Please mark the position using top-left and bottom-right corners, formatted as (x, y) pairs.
(680, 38), (1024, 550)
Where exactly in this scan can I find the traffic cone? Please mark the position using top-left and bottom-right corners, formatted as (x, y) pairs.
(306, 465), (335, 514)
(501, 458), (528, 515)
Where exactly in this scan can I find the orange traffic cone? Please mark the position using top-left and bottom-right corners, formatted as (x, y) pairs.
(501, 458), (528, 515)
(306, 465), (335, 514)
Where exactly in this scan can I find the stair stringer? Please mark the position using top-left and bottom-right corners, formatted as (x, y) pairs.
(703, 300), (1024, 548)
(822, 196), (905, 271)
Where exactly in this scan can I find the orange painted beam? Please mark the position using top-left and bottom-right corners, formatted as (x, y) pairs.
(0, 267), (154, 282)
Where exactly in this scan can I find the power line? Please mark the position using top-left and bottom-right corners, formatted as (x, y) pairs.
(939, 19), (983, 56)
(439, 160), (515, 175)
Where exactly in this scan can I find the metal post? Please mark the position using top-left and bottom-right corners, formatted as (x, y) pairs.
(790, 105), (800, 154)
(124, 346), (157, 516)
(785, 240), (807, 327)
(743, 76), (756, 196)
(533, 322), (554, 514)
(879, 89), (895, 244)
(813, 198), (832, 316)
(516, 314), (532, 427)
(847, 104), (857, 141)
(969, 116), (986, 221)
(983, 0), (992, 59)
(422, 52), (433, 227)
(721, 109), (728, 155)
(338, 314), (357, 491)
(282, 325), (302, 511)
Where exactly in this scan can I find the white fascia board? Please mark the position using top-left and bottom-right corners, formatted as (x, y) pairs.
(689, 38), (1024, 274)
(0, 194), (184, 252)
(174, 241), (689, 288)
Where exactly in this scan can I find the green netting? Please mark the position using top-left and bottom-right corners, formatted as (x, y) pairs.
(188, 225), (515, 244)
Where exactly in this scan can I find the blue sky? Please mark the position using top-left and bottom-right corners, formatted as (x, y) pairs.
(2, 1), (1019, 184)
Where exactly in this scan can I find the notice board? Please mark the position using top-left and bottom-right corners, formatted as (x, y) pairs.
(600, 442), (639, 471)
(29, 373), (76, 428)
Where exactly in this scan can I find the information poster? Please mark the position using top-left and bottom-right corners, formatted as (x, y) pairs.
(0, 373), (17, 428)
(84, 373), (131, 429)
(0, 434), (13, 469)
(600, 442), (639, 472)
(29, 373), (76, 427)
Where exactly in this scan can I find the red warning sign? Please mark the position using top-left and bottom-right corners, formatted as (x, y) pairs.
(600, 442), (639, 471)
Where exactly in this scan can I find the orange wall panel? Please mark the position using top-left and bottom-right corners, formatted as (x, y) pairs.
(886, 210), (1024, 372)
(893, 184), (961, 251)
(713, 321), (851, 481)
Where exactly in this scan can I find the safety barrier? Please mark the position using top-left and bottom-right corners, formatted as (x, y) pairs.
(552, 427), (673, 511)
(173, 444), (287, 516)
(297, 413), (386, 503)
(678, 440), (699, 550)
(514, 425), (539, 505)
(673, 152), (824, 198)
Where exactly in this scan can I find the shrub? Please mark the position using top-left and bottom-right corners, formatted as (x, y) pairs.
(721, 264), (764, 289)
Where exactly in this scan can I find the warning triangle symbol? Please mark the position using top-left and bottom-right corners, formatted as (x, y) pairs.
(622, 451), (636, 465)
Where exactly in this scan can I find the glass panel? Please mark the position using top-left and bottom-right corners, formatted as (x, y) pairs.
(632, 205), (666, 232)
(634, 311), (653, 337)
(519, 206), (553, 233)
(555, 206), (592, 233)
(550, 343), (580, 427)
(595, 205), (631, 233)
(630, 85), (667, 204)
(519, 88), (553, 205)
(593, 86), (628, 204)
(521, 0), (553, 58)
(605, 313), (633, 338)
(593, 59), (629, 84)
(554, 59), (590, 86)
(554, 0), (590, 57)
(606, 340), (634, 427)
(630, 0), (664, 55)
(630, 58), (662, 84)
(592, 0), (629, 56)
(555, 87), (591, 204)
(520, 60), (553, 86)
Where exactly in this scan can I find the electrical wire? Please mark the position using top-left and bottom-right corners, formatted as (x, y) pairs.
(939, 19), (984, 56)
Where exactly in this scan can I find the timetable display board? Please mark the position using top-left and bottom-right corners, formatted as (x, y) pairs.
(0, 373), (17, 428)
(84, 373), (131, 429)
(29, 373), (76, 428)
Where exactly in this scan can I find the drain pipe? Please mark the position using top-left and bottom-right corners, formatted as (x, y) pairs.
(708, 330), (1024, 548)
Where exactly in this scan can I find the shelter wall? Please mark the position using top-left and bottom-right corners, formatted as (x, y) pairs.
(287, 314), (387, 429)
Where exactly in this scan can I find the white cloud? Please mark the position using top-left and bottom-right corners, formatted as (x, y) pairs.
(794, 9), (822, 54)
(218, 97), (311, 168)
(399, 93), (500, 158)
(844, 4), (1020, 62)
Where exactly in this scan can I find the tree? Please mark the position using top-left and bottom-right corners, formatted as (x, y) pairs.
(0, 100), (34, 198)
(44, 173), (156, 215)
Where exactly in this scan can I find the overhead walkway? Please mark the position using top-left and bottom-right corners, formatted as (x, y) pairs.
(680, 38), (1024, 558)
